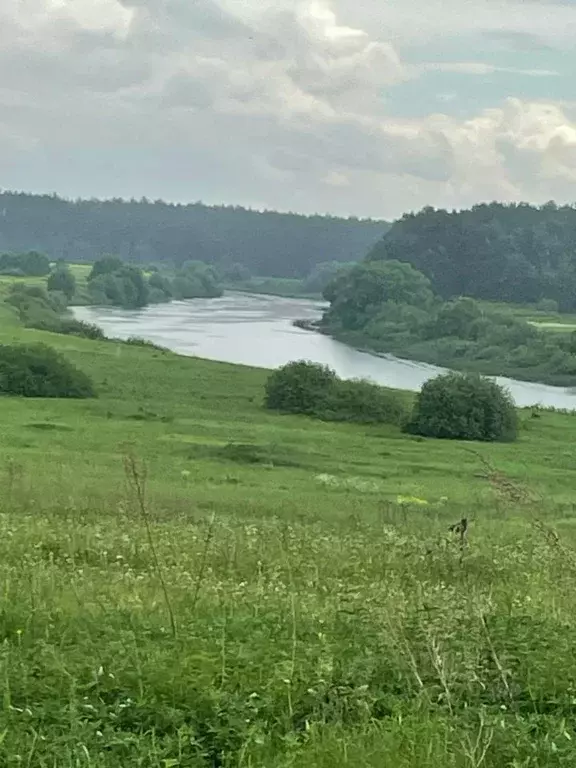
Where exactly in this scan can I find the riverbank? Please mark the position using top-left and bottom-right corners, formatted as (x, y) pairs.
(72, 296), (576, 409)
(294, 318), (576, 399)
(306, 319), (576, 389)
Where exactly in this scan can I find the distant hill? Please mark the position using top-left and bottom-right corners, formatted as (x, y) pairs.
(0, 192), (388, 279)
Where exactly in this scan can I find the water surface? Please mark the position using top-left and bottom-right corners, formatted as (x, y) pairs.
(73, 292), (576, 409)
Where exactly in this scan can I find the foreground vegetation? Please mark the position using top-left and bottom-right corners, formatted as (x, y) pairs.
(2, 290), (576, 765)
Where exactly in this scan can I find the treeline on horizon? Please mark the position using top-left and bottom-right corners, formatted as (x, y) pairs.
(0, 192), (387, 279)
(370, 201), (576, 310)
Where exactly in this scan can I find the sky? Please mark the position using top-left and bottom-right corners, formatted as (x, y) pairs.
(1, 0), (576, 220)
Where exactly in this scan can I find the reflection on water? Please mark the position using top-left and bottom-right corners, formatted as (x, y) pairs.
(73, 291), (576, 410)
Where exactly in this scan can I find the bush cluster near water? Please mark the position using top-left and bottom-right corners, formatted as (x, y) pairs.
(264, 360), (408, 425)
(321, 259), (576, 386)
(6, 284), (104, 340)
(0, 343), (95, 398)
(266, 361), (518, 442)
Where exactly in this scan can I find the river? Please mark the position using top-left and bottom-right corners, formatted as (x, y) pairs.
(72, 292), (576, 410)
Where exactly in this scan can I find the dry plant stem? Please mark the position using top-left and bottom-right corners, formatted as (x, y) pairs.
(281, 525), (298, 720)
(190, 511), (216, 615)
(427, 635), (453, 715)
(461, 712), (494, 768)
(480, 614), (511, 702)
(124, 455), (177, 639)
(463, 448), (538, 507)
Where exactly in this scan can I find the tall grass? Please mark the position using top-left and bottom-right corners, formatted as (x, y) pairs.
(0, 275), (574, 763)
(1, 458), (576, 766)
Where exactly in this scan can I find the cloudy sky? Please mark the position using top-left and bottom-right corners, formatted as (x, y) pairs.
(1, 0), (576, 219)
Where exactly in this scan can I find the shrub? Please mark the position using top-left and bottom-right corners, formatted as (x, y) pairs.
(536, 297), (559, 314)
(264, 361), (337, 415)
(265, 362), (407, 426)
(405, 372), (518, 442)
(5, 284), (104, 340)
(319, 378), (408, 425)
(124, 336), (168, 352)
(0, 343), (96, 398)
(48, 266), (76, 300)
(58, 319), (105, 340)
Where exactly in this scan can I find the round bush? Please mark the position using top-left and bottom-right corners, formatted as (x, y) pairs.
(405, 372), (517, 442)
(265, 360), (336, 414)
(0, 343), (96, 399)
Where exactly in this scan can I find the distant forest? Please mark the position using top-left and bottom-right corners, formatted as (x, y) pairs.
(0, 192), (388, 279)
(369, 202), (576, 310)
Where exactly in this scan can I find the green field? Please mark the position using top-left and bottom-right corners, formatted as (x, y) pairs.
(2, 290), (576, 765)
(481, 300), (576, 333)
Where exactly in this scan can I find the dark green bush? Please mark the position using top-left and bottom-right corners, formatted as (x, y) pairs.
(405, 372), (518, 442)
(319, 378), (408, 425)
(265, 361), (407, 426)
(265, 361), (337, 415)
(0, 343), (95, 398)
(58, 319), (105, 340)
(124, 336), (168, 352)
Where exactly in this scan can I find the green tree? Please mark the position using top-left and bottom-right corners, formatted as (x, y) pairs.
(406, 372), (518, 442)
(323, 260), (434, 330)
(428, 298), (483, 340)
(118, 265), (149, 308)
(87, 265), (149, 308)
(88, 255), (124, 282)
(147, 271), (173, 303)
(21, 251), (51, 276)
(304, 261), (356, 294)
(48, 265), (76, 300)
(173, 261), (223, 299)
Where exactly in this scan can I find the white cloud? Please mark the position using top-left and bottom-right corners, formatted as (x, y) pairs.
(0, 0), (575, 217)
(422, 62), (559, 77)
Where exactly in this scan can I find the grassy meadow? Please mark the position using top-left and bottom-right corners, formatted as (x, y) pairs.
(2, 287), (576, 765)
(481, 300), (576, 334)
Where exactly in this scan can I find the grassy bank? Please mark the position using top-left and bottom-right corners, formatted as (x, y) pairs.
(2, 290), (576, 765)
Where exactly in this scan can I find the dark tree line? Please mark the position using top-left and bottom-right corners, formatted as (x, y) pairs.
(0, 250), (51, 277)
(0, 192), (388, 278)
(368, 202), (576, 310)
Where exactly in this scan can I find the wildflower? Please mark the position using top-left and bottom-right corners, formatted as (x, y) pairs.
(396, 495), (429, 506)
